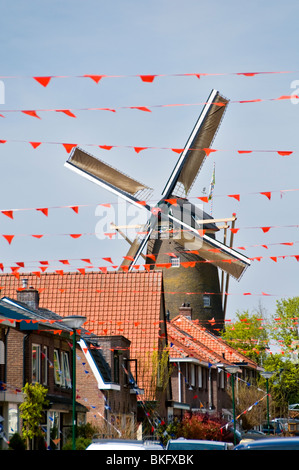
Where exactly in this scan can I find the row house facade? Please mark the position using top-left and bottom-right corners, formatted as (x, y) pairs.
(167, 305), (259, 423)
(0, 284), (139, 449)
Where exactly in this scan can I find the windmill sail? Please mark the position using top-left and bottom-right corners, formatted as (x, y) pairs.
(162, 89), (228, 198)
(65, 147), (152, 208)
(167, 212), (250, 280)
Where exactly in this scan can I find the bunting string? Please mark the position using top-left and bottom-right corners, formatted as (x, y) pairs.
(0, 138), (296, 157)
(0, 187), (297, 221)
(0, 69), (297, 87)
(0, 93), (298, 120)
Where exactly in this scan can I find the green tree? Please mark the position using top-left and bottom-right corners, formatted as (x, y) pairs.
(269, 297), (299, 356)
(221, 309), (269, 365)
(19, 383), (49, 450)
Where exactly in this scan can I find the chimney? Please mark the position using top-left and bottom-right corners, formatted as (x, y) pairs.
(17, 279), (40, 310)
(179, 303), (192, 319)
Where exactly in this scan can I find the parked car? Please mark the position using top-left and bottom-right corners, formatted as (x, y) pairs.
(261, 420), (283, 435)
(234, 437), (299, 450)
(86, 439), (163, 450)
(166, 438), (232, 450)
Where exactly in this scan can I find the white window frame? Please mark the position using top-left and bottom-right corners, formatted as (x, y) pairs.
(170, 256), (180, 268)
(42, 346), (48, 386)
(203, 294), (211, 307)
(53, 349), (62, 386)
(61, 351), (72, 388)
(32, 343), (41, 383)
(198, 366), (203, 388)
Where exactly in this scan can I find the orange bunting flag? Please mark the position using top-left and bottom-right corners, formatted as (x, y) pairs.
(83, 74), (105, 83)
(36, 208), (48, 217)
(22, 110), (41, 119)
(102, 257), (113, 264)
(228, 194), (240, 201)
(32, 234), (43, 238)
(56, 109), (76, 118)
(139, 75), (156, 82)
(171, 148), (184, 154)
(77, 268), (85, 275)
(2, 210), (13, 219)
(59, 260), (70, 265)
(99, 267), (107, 273)
(33, 76), (52, 87)
(203, 148), (217, 156)
(197, 196), (209, 203)
(70, 206), (79, 214)
(260, 191), (271, 200)
(99, 145), (113, 150)
(62, 143), (77, 153)
(29, 142), (42, 149)
(70, 233), (82, 238)
(261, 227), (271, 233)
(3, 235), (14, 244)
(277, 151), (293, 156)
(134, 147), (147, 153)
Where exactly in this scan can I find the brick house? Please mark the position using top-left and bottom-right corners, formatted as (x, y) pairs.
(0, 292), (87, 449)
(0, 271), (169, 436)
(167, 304), (258, 423)
(0, 284), (139, 448)
(0, 271), (259, 438)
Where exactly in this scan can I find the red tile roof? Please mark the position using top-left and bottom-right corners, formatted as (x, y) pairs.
(170, 314), (257, 370)
(0, 271), (167, 399)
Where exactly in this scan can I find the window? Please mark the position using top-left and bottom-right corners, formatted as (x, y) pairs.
(113, 350), (120, 384)
(61, 352), (71, 388)
(42, 346), (48, 385)
(32, 344), (41, 383)
(198, 366), (203, 388)
(170, 256), (180, 268)
(53, 349), (62, 385)
(0, 340), (4, 364)
(203, 294), (211, 307)
(190, 364), (196, 387)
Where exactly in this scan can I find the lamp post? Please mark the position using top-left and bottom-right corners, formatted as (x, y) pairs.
(61, 315), (87, 450)
(260, 371), (274, 435)
(225, 366), (239, 446)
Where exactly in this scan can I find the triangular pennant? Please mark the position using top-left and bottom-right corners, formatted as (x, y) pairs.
(260, 191), (271, 200)
(22, 110), (41, 119)
(70, 233), (82, 238)
(2, 210), (13, 219)
(228, 194), (240, 201)
(171, 148), (184, 154)
(70, 206), (79, 214)
(77, 268), (85, 275)
(139, 75), (156, 83)
(103, 257), (113, 264)
(99, 267), (107, 273)
(134, 147), (147, 154)
(62, 143), (77, 153)
(32, 234), (43, 238)
(261, 227), (271, 233)
(59, 260), (70, 265)
(33, 76), (52, 87)
(83, 74), (105, 83)
(3, 235), (14, 244)
(203, 148), (217, 156)
(36, 208), (48, 217)
(277, 151), (293, 156)
(56, 109), (76, 118)
(29, 142), (42, 149)
(197, 196), (209, 203)
(99, 145), (113, 150)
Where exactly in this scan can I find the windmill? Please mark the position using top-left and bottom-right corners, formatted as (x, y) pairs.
(64, 89), (250, 331)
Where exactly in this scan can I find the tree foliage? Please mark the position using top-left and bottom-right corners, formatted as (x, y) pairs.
(221, 309), (269, 365)
(19, 383), (49, 449)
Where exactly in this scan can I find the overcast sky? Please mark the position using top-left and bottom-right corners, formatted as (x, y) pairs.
(0, 0), (299, 321)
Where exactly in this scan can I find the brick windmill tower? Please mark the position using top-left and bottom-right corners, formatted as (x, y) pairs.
(64, 90), (250, 331)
